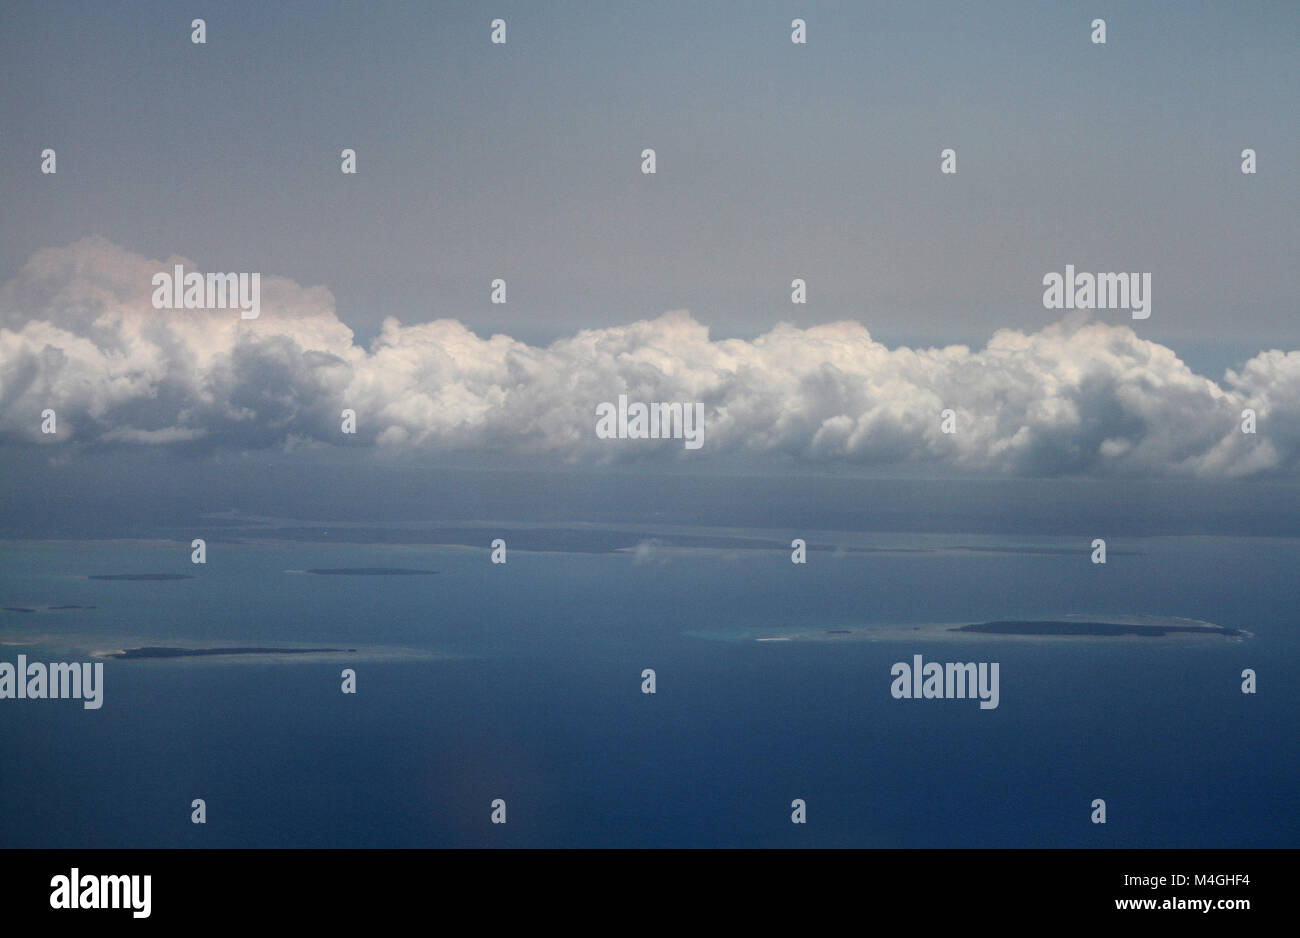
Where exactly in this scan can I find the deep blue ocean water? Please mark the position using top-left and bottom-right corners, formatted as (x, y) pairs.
(1, 531), (1294, 847)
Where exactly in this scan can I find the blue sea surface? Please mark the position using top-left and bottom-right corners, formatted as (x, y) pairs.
(0, 533), (1294, 847)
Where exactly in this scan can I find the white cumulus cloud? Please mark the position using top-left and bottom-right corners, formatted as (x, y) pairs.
(0, 237), (1294, 478)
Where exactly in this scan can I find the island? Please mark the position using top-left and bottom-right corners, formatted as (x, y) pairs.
(305, 568), (438, 576)
(952, 620), (1244, 638)
(88, 574), (195, 581)
(4, 604), (98, 612)
(103, 646), (357, 659)
(740, 615), (1250, 644)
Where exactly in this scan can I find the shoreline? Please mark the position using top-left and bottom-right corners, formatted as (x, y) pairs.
(745, 615), (1251, 644)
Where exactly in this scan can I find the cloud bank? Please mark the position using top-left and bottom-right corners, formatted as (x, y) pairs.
(1, 237), (1295, 478)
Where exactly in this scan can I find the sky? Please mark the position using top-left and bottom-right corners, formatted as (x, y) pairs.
(0, 0), (1297, 480)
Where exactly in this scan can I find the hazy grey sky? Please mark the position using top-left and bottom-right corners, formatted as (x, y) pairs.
(2, 0), (1296, 358)
(1, 1), (1298, 480)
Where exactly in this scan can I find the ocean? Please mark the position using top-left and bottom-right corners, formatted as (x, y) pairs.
(1, 506), (1295, 848)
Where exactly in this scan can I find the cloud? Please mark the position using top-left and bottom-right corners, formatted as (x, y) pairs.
(0, 236), (1294, 478)
(629, 538), (672, 565)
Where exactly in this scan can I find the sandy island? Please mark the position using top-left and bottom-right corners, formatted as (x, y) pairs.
(753, 615), (1250, 643)
(305, 568), (438, 576)
(86, 643), (456, 662)
(101, 646), (357, 660)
